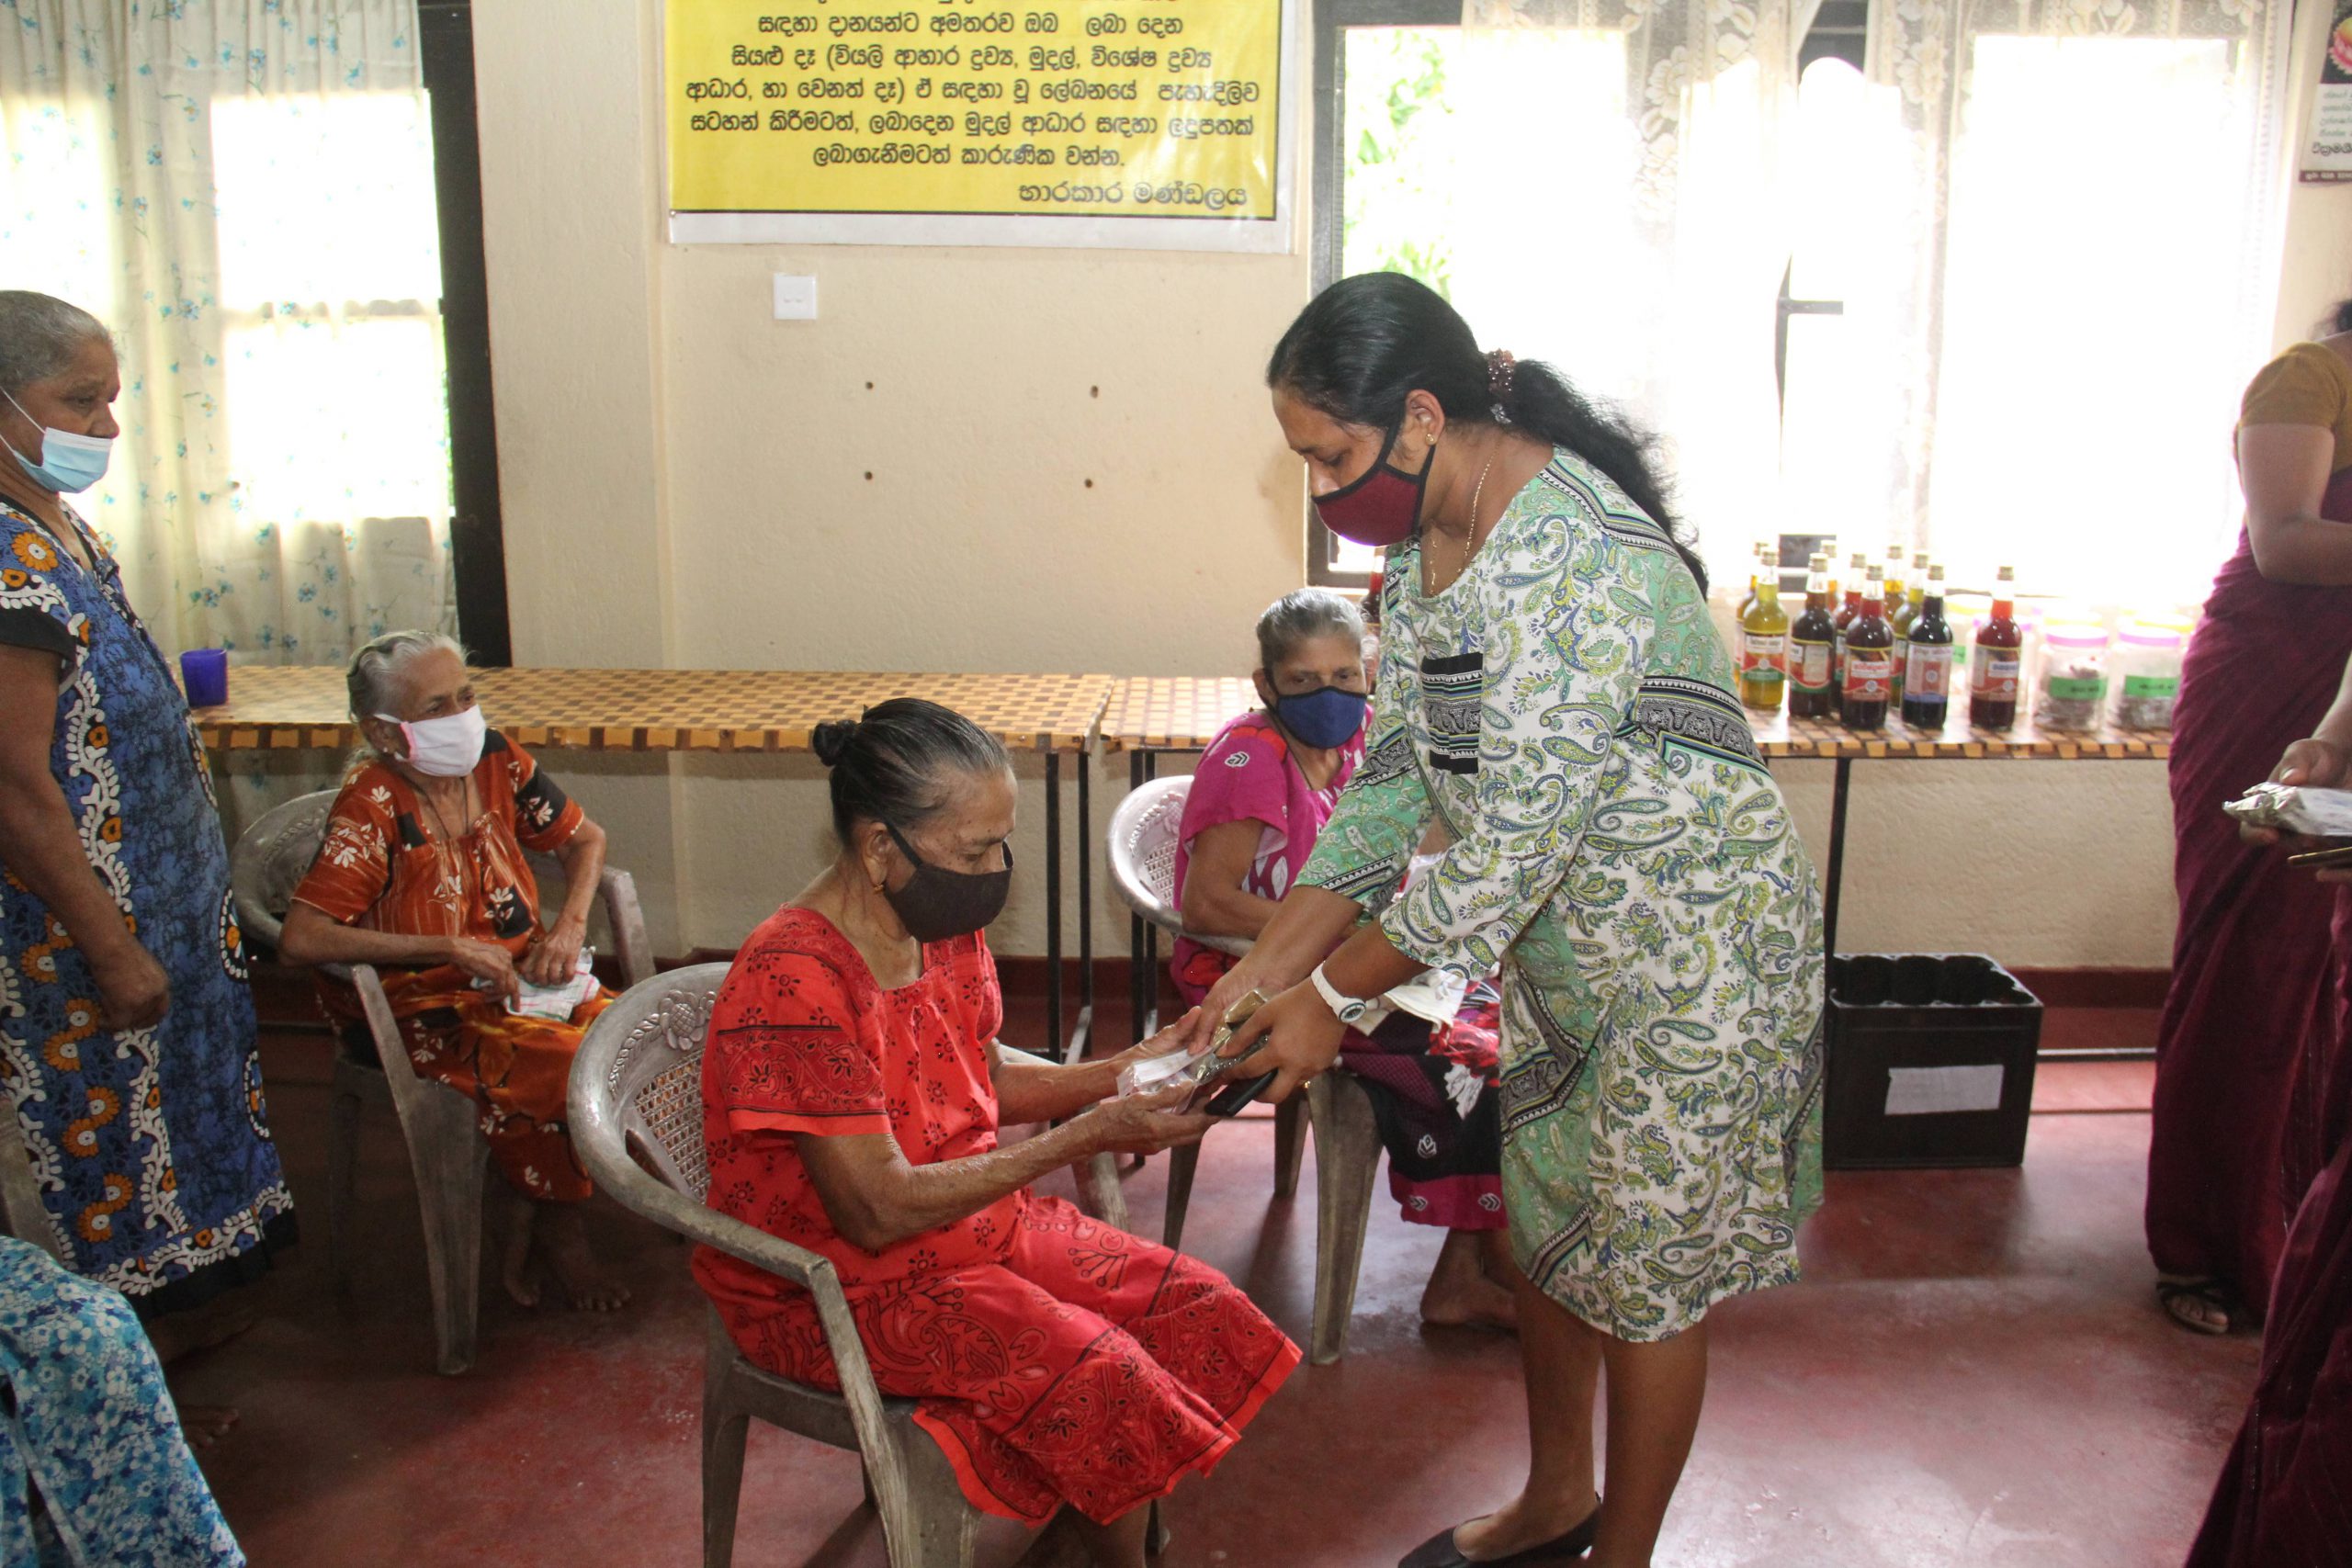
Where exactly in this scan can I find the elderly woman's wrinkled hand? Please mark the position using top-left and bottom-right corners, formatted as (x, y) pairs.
(90, 942), (170, 1032)
(446, 937), (520, 1000)
(1079, 1082), (1216, 1157)
(520, 918), (586, 988)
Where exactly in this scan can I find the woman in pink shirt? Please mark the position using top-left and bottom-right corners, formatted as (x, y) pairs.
(1171, 589), (1513, 1332)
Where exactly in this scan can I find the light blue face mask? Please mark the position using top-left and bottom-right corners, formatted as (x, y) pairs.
(3, 388), (112, 494)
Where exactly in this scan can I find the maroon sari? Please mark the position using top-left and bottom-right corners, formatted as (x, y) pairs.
(2185, 1053), (2352, 1564)
(2150, 468), (2352, 1314)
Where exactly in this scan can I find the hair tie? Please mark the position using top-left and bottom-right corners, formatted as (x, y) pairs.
(1486, 348), (1516, 423)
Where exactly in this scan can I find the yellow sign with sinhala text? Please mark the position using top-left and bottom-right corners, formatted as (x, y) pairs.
(666, 0), (1284, 234)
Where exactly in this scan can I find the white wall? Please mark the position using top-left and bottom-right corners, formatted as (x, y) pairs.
(466, 0), (2351, 967)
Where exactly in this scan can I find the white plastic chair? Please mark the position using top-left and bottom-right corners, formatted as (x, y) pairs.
(231, 788), (654, 1375)
(1105, 775), (1383, 1364)
(569, 966), (1155, 1567)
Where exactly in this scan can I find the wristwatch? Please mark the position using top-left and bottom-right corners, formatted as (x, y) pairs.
(1308, 963), (1377, 1028)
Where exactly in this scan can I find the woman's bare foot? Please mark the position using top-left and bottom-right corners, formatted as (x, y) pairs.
(1421, 1228), (1519, 1332)
(493, 1183), (543, 1308)
(174, 1403), (241, 1452)
(144, 1299), (258, 1367)
(537, 1204), (629, 1312)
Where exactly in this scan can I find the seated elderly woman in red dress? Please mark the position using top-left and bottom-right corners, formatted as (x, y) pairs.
(694, 699), (1298, 1568)
(280, 629), (627, 1312)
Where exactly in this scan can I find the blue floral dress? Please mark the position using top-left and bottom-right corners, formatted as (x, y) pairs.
(0, 500), (293, 1309)
(0, 1236), (243, 1565)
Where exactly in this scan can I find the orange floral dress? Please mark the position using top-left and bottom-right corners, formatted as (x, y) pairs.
(290, 731), (610, 1201)
(694, 907), (1299, 1526)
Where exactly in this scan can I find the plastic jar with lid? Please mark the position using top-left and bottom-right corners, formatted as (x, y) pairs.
(2037, 624), (2109, 730)
(2110, 621), (2186, 730)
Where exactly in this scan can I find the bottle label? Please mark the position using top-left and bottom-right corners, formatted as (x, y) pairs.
(1972, 646), (2021, 699)
(2045, 675), (2107, 702)
(2123, 674), (2179, 700)
(1905, 643), (1954, 699)
(1793, 638), (1834, 693)
(1843, 650), (1894, 704)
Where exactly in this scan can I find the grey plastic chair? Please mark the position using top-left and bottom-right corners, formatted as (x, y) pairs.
(1105, 775), (1383, 1364)
(231, 787), (653, 1375)
(569, 966), (1148, 1568)
(0, 1111), (65, 1264)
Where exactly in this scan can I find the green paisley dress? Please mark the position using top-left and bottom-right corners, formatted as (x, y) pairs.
(1299, 448), (1825, 1341)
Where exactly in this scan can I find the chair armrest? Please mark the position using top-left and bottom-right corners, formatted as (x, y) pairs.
(595, 867), (656, 987)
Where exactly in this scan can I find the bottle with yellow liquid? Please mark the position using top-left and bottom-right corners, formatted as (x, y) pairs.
(1740, 549), (1791, 712)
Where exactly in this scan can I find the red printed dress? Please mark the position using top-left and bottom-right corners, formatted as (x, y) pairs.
(289, 731), (612, 1202)
(693, 907), (1299, 1526)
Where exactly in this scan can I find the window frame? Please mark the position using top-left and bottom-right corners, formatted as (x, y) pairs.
(418, 0), (513, 666)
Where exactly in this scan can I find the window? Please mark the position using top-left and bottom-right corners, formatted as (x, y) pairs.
(1318, 0), (2289, 612)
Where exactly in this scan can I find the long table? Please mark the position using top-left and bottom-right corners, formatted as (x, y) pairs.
(196, 666), (1114, 1059)
(1099, 676), (2173, 1036)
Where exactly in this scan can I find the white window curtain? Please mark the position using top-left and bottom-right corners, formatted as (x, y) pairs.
(1840, 0), (2294, 612)
(1447, 0), (1800, 583)
(0, 0), (456, 668)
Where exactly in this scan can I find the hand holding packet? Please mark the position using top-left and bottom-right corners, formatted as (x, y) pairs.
(1117, 988), (1274, 1114)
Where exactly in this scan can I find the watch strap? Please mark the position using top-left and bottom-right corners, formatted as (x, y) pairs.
(1310, 963), (1372, 1025)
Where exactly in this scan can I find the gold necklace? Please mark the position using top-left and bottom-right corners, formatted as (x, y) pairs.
(1431, 453), (1496, 589)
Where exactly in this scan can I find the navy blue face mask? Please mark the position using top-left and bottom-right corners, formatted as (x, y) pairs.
(1270, 685), (1368, 750)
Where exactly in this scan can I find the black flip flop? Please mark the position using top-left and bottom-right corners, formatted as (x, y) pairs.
(2156, 1276), (2239, 1336)
(1397, 1504), (1600, 1568)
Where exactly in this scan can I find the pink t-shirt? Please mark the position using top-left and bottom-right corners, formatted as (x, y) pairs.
(1169, 713), (1362, 1004)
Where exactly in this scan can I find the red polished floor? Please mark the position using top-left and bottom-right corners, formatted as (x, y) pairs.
(180, 1010), (2251, 1568)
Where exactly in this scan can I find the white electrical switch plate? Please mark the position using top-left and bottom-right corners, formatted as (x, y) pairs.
(772, 274), (817, 321)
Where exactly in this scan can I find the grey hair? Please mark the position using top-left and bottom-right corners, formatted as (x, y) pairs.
(1254, 587), (1366, 671)
(0, 291), (114, 400)
(346, 629), (467, 725)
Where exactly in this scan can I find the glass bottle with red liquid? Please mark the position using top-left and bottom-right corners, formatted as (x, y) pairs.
(1830, 551), (1868, 719)
(1901, 564), (1955, 729)
(1841, 571), (1896, 732)
(1790, 554), (1838, 718)
(1969, 565), (2023, 730)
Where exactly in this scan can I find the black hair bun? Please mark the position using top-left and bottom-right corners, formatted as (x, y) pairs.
(810, 717), (860, 768)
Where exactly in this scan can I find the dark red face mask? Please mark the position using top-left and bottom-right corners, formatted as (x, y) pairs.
(1311, 420), (1430, 548)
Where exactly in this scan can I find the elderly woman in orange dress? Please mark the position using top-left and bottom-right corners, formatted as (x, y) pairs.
(279, 629), (626, 1312)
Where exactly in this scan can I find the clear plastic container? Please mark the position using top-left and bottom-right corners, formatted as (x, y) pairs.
(2036, 624), (2109, 731)
(2109, 621), (2186, 731)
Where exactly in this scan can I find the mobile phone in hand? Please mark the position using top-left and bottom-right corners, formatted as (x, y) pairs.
(1199, 1070), (1276, 1118)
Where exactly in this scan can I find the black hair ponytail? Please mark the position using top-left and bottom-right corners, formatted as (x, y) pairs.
(1267, 272), (1708, 596)
(811, 698), (1011, 845)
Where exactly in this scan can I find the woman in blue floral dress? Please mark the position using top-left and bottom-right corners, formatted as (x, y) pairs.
(1201, 275), (1824, 1568)
(0, 294), (293, 1344)
(0, 1235), (243, 1565)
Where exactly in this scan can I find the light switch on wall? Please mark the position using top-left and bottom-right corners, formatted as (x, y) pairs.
(772, 274), (818, 321)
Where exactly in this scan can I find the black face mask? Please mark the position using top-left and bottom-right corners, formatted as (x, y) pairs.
(883, 822), (1012, 943)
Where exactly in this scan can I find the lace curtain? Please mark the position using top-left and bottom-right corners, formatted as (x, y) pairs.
(1845, 0), (2294, 608)
(1452, 0), (1800, 579)
(0, 0), (456, 665)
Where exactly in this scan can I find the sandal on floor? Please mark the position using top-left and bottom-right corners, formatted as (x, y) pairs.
(2157, 1276), (2240, 1336)
(1398, 1505), (1600, 1568)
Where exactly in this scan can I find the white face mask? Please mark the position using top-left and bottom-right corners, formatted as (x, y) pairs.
(377, 705), (486, 778)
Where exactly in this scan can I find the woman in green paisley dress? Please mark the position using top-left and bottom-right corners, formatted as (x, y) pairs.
(1199, 275), (1824, 1568)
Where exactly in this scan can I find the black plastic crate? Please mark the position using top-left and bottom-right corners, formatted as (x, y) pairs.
(1825, 953), (2043, 1169)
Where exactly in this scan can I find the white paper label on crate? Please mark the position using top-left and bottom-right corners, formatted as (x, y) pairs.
(1883, 1064), (2006, 1116)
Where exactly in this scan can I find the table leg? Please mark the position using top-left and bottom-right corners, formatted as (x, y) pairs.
(1823, 756), (1852, 959)
(1071, 751), (1093, 1064)
(1142, 751), (1159, 1037)
(1129, 750), (1148, 1046)
(1046, 753), (1064, 1057)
